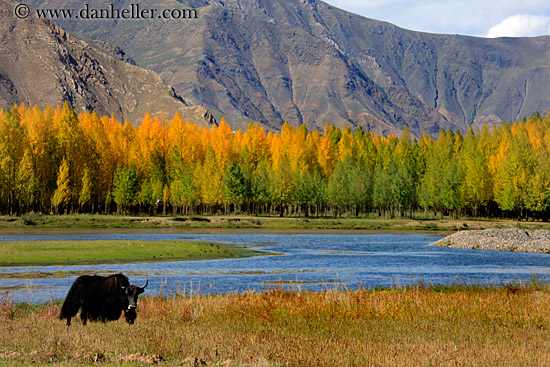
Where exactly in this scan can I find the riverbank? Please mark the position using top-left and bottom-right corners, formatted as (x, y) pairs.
(0, 240), (263, 266)
(2, 213), (550, 232)
(1, 283), (549, 366)
(431, 228), (550, 254)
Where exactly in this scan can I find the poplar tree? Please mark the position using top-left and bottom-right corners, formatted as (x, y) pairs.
(52, 158), (71, 214)
(16, 150), (38, 213)
(113, 165), (139, 214)
(79, 167), (92, 211)
(459, 127), (492, 216)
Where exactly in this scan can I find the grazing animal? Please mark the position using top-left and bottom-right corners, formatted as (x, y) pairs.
(59, 273), (148, 326)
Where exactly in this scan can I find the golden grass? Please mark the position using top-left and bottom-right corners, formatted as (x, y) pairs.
(1, 284), (550, 366)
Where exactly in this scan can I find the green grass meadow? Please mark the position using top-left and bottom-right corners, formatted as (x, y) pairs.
(0, 240), (262, 266)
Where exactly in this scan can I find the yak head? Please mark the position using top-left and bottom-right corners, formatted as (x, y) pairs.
(120, 279), (148, 324)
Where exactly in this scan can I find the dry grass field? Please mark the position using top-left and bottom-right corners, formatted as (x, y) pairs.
(1, 284), (549, 366)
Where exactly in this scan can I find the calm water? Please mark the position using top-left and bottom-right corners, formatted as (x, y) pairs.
(2, 233), (550, 304)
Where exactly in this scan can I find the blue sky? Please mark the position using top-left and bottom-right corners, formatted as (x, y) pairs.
(323, 0), (550, 38)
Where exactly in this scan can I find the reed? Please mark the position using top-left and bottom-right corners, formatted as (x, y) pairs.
(1, 283), (549, 366)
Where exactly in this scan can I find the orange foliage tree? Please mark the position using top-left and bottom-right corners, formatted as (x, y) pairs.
(2, 103), (550, 219)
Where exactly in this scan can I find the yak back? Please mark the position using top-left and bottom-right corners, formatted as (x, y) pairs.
(73, 273), (130, 321)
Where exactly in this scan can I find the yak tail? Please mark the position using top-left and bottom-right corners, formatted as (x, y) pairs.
(59, 297), (76, 320)
(59, 278), (82, 323)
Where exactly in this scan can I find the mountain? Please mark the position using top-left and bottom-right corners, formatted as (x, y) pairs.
(24, 0), (550, 135)
(0, 0), (215, 126)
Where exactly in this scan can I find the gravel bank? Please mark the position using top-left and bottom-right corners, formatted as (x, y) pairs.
(431, 228), (550, 254)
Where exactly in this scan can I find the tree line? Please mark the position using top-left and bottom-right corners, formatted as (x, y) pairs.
(1, 103), (549, 220)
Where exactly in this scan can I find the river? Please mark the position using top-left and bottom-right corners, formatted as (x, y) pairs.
(1, 232), (550, 304)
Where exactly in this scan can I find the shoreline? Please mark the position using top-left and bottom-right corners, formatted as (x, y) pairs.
(0, 226), (450, 237)
(2, 213), (550, 233)
(431, 228), (550, 254)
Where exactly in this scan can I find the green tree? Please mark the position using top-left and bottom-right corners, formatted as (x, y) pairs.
(16, 150), (38, 213)
(270, 155), (296, 216)
(418, 131), (462, 216)
(170, 163), (199, 215)
(113, 165), (139, 214)
(372, 167), (393, 217)
(224, 161), (251, 212)
(353, 127), (377, 173)
(327, 158), (354, 215)
(297, 170), (326, 217)
(251, 160), (272, 215)
(439, 158), (463, 217)
(105, 190), (113, 214)
(79, 167), (93, 211)
(494, 132), (535, 217)
(459, 127), (492, 216)
(525, 171), (550, 215)
(390, 163), (415, 217)
(150, 148), (168, 214)
(418, 147), (441, 213)
(140, 179), (154, 210)
(327, 157), (371, 216)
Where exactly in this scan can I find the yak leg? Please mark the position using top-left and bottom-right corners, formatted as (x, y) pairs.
(80, 307), (88, 325)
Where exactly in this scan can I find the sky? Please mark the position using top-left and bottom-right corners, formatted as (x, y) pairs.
(323, 0), (550, 38)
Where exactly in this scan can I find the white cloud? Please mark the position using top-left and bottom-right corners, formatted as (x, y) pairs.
(486, 14), (550, 37)
(324, 1), (550, 37)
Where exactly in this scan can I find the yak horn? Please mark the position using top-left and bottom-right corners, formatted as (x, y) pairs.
(140, 279), (148, 289)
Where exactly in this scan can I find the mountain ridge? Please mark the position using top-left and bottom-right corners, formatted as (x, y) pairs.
(0, 0), (216, 126)
(21, 0), (550, 135)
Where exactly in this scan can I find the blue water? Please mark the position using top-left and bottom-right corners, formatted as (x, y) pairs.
(1, 233), (550, 304)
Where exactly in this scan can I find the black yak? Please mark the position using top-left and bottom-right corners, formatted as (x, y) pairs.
(59, 273), (148, 326)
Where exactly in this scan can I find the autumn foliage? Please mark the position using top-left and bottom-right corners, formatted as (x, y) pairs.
(1, 103), (550, 219)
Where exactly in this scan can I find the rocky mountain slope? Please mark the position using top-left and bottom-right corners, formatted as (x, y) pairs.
(23, 0), (550, 135)
(0, 0), (215, 126)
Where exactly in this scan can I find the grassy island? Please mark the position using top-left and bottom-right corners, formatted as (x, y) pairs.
(0, 240), (263, 266)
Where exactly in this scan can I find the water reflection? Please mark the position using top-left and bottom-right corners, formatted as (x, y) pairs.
(1, 233), (550, 304)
